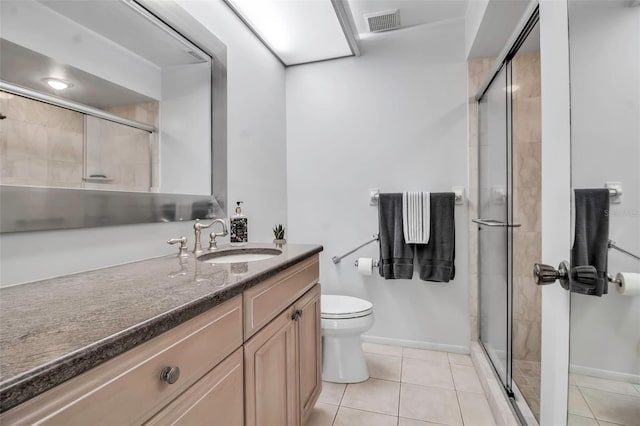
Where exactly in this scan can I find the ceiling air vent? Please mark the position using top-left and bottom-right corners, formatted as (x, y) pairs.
(364, 9), (400, 33)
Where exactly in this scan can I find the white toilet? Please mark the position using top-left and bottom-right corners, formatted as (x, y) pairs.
(321, 295), (374, 383)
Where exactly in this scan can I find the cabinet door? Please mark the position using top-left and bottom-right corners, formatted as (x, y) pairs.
(295, 284), (322, 425)
(245, 307), (299, 426)
(145, 348), (244, 426)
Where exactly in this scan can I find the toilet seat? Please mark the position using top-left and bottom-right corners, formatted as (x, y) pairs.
(321, 295), (373, 319)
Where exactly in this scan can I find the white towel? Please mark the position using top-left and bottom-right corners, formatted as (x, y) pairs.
(403, 192), (430, 244)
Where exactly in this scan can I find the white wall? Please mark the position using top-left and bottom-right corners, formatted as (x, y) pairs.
(176, 0), (288, 244)
(0, 0), (287, 286)
(160, 63), (212, 195)
(568, 1), (640, 380)
(286, 20), (470, 351)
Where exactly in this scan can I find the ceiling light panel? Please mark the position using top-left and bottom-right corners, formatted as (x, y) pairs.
(226, 0), (353, 65)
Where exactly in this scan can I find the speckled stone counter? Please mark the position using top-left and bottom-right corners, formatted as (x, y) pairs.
(0, 243), (322, 412)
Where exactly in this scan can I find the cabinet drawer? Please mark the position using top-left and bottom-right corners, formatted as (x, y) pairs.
(145, 348), (244, 426)
(244, 255), (319, 339)
(2, 296), (242, 426)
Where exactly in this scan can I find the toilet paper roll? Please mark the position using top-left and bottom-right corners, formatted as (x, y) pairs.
(357, 258), (373, 276)
(616, 272), (640, 296)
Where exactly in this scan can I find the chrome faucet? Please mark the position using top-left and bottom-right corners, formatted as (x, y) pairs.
(193, 219), (228, 254)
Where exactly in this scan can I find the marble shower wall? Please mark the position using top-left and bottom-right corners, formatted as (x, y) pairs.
(0, 92), (158, 192)
(0, 92), (84, 188)
(511, 52), (542, 363)
(466, 54), (541, 359)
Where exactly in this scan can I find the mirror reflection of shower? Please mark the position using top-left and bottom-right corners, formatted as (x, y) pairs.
(567, 1), (640, 425)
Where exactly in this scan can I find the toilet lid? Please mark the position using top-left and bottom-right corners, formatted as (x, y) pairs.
(321, 295), (373, 319)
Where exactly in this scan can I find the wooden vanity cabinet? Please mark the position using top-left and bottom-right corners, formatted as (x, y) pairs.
(1, 254), (321, 426)
(296, 285), (322, 425)
(244, 255), (321, 426)
(0, 295), (244, 426)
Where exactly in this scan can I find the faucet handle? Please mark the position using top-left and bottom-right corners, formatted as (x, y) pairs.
(168, 237), (188, 257)
(208, 231), (225, 250)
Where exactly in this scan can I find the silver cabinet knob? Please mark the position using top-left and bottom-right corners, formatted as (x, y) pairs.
(160, 366), (181, 384)
(533, 261), (569, 287)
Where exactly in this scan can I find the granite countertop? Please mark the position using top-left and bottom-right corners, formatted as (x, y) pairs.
(0, 242), (323, 412)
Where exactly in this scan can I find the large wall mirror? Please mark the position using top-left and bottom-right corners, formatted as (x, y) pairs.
(0, 0), (227, 232)
(568, 1), (639, 425)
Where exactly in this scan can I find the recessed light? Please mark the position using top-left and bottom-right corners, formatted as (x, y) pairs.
(43, 78), (72, 90)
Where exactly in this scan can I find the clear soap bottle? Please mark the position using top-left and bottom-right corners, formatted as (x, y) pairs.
(230, 201), (248, 246)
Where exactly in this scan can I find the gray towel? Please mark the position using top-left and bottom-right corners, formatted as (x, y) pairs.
(378, 193), (414, 279)
(571, 188), (609, 296)
(415, 193), (456, 282)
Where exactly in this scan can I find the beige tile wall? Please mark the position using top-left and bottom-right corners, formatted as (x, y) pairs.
(466, 54), (542, 359)
(511, 52), (542, 364)
(85, 116), (152, 192)
(0, 92), (84, 188)
(0, 92), (157, 192)
(106, 102), (159, 192)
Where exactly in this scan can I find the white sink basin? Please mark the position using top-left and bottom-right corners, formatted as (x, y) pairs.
(198, 248), (282, 264)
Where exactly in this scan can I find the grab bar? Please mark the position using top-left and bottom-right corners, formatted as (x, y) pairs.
(472, 219), (521, 228)
(608, 240), (640, 262)
(332, 235), (379, 264)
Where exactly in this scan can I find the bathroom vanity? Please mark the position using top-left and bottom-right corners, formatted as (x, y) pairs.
(0, 243), (322, 426)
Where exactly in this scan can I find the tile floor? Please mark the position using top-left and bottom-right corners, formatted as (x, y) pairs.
(308, 343), (496, 426)
(567, 374), (640, 426)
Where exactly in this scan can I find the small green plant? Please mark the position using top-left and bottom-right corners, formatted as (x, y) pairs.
(273, 224), (286, 240)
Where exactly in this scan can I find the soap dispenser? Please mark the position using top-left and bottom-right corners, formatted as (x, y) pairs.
(230, 201), (248, 246)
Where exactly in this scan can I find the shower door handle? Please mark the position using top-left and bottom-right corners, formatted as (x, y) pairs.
(472, 219), (521, 228)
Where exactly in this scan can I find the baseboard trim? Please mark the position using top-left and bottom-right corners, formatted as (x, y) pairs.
(361, 335), (469, 354)
(570, 364), (640, 384)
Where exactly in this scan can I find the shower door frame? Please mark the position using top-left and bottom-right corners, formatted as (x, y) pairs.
(475, 5), (541, 424)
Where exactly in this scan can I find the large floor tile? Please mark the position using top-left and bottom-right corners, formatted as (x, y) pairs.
(568, 386), (593, 418)
(581, 387), (640, 426)
(318, 381), (346, 405)
(448, 352), (473, 366)
(365, 352), (402, 382)
(567, 414), (598, 426)
(399, 383), (462, 426)
(362, 342), (403, 357)
(398, 417), (442, 426)
(399, 417), (444, 426)
(307, 402), (338, 426)
(341, 378), (400, 416)
(333, 407), (398, 426)
(457, 391), (496, 426)
(573, 374), (639, 396)
(451, 364), (484, 393)
(401, 357), (455, 390)
(403, 347), (449, 363)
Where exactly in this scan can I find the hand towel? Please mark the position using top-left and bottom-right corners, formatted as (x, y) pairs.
(415, 192), (456, 282)
(571, 188), (609, 296)
(403, 192), (430, 244)
(378, 193), (414, 279)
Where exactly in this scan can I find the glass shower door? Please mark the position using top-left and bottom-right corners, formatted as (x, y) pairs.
(477, 65), (513, 393)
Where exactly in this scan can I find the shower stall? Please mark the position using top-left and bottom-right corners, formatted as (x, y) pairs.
(474, 9), (542, 423)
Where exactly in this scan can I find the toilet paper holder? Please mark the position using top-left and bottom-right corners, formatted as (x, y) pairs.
(354, 258), (380, 268)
